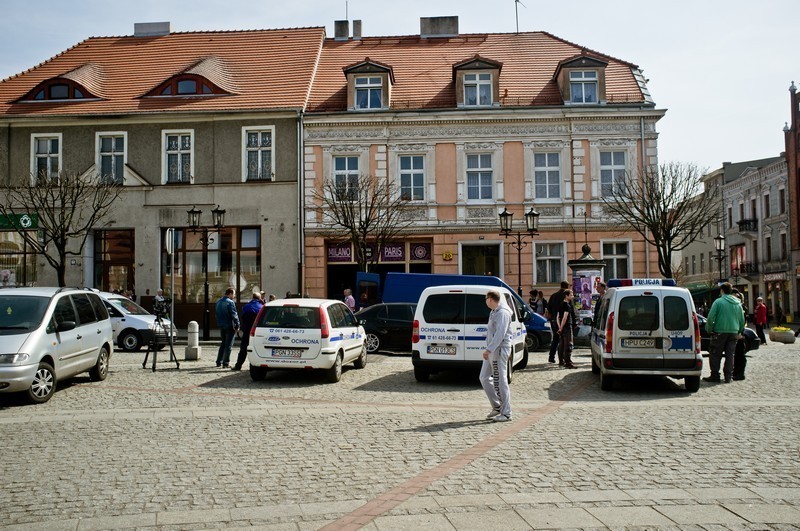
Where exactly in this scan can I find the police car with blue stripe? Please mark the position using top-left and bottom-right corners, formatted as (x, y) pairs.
(248, 298), (367, 383)
(411, 285), (528, 382)
(590, 279), (703, 392)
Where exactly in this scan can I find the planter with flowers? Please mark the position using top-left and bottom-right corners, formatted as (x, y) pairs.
(769, 326), (796, 344)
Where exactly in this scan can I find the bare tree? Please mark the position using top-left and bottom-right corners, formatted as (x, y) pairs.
(311, 173), (414, 272)
(601, 162), (720, 278)
(0, 171), (122, 286)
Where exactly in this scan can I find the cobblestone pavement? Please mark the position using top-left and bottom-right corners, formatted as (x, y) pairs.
(1, 340), (799, 530)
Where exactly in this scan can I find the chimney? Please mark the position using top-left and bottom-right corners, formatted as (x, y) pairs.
(420, 16), (459, 38)
(134, 22), (171, 37)
(334, 20), (350, 41)
(352, 20), (362, 40)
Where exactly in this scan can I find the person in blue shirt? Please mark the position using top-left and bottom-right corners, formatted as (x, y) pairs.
(232, 292), (264, 371)
(215, 287), (240, 368)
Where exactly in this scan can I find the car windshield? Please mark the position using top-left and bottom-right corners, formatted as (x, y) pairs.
(107, 297), (151, 316)
(0, 295), (49, 335)
(257, 306), (320, 328)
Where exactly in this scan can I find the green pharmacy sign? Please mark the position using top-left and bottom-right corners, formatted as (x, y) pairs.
(0, 213), (38, 230)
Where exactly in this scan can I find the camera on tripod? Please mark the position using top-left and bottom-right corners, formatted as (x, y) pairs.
(153, 297), (171, 320)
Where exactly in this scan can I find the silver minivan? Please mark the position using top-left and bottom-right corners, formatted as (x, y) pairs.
(0, 287), (114, 403)
(590, 279), (702, 392)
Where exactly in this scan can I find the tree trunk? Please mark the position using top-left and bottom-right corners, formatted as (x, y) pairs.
(56, 264), (66, 287)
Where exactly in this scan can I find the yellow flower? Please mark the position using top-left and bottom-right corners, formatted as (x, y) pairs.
(772, 326), (792, 332)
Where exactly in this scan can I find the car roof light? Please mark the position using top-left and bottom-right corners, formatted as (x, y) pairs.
(606, 278), (676, 288)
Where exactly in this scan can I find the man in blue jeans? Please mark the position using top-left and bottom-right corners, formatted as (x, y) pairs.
(215, 287), (240, 368)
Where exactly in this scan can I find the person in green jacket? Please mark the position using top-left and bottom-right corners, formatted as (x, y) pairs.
(703, 282), (745, 383)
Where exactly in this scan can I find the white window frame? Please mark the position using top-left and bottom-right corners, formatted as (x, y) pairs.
(599, 150), (627, 197)
(601, 239), (632, 279)
(95, 131), (127, 185)
(241, 125), (275, 182)
(30, 133), (62, 184)
(463, 72), (492, 107)
(354, 76), (383, 110)
(533, 241), (566, 285)
(333, 154), (360, 201)
(533, 152), (561, 200)
(465, 153), (494, 201)
(398, 154), (425, 202)
(569, 70), (598, 104)
(161, 129), (195, 184)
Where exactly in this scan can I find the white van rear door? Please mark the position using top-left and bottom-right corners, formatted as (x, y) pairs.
(419, 292), (466, 361)
(463, 293), (492, 363)
(612, 289), (663, 369)
(661, 292), (697, 369)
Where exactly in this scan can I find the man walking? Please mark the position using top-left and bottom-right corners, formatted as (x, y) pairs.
(546, 281), (569, 363)
(479, 290), (514, 422)
(754, 296), (768, 344)
(215, 287), (240, 368)
(343, 288), (356, 312)
(232, 292), (264, 371)
(703, 282), (745, 384)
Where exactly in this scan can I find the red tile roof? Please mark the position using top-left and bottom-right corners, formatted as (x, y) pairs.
(308, 31), (646, 112)
(0, 28), (325, 117)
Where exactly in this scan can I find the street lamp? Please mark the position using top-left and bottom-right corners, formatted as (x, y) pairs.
(499, 206), (540, 295)
(187, 205), (226, 340)
(713, 234), (726, 284)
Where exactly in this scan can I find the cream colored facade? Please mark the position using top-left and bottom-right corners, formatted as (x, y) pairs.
(302, 108), (665, 299)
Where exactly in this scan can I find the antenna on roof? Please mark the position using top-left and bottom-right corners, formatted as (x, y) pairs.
(515, 0), (527, 34)
(346, 0), (348, 20)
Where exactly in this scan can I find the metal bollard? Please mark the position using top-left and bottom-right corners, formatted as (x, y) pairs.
(184, 320), (202, 361)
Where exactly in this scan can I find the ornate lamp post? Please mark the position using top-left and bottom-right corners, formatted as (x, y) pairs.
(187, 205), (226, 340)
(713, 234), (726, 285)
(499, 206), (540, 295)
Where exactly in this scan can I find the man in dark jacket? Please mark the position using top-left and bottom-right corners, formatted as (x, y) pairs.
(232, 292), (264, 371)
(546, 281), (569, 363)
(215, 287), (240, 368)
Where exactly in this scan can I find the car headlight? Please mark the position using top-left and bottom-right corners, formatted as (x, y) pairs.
(0, 353), (31, 365)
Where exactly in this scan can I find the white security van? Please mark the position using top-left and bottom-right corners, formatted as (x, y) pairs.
(590, 279), (702, 392)
(411, 285), (528, 382)
(96, 291), (176, 351)
(248, 298), (367, 383)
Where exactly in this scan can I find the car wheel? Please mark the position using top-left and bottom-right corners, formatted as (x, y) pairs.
(591, 353), (600, 374)
(685, 375), (700, 393)
(599, 369), (614, 391)
(89, 346), (110, 381)
(365, 333), (380, 353)
(325, 353), (343, 383)
(525, 333), (539, 351)
(249, 366), (267, 381)
(414, 366), (430, 382)
(26, 362), (56, 404)
(119, 330), (142, 352)
(506, 354), (513, 384)
(514, 347), (529, 370)
(354, 345), (368, 369)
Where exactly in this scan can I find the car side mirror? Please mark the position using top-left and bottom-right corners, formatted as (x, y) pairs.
(56, 320), (77, 332)
(520, 310), (531, 321)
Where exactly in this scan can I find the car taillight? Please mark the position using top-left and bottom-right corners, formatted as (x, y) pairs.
(250, 306), (265, 337)
(412, 319), (419, 344)
(693, 312), (701, 354)
(319, 306), (329, 339)
(605, 311), (614, 353)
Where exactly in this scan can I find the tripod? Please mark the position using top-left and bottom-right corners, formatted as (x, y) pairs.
(142, 313), (180, 371)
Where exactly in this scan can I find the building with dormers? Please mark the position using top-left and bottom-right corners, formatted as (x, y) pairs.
(302, 17), (664, 299)
(0, 23), (324, 330)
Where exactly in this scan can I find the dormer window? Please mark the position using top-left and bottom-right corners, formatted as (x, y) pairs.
(343, 58), (394, 111)
(22, 79), (95, 101)
(464, 73), (492, 107)
(569, 71), (598, 104)
(452, 55), (502, 108)
(355, 76), (383, 109)
(151, 75), (225, 97)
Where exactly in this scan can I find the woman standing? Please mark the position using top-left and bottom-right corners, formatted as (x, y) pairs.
(754, 297), (767, 345)
(557, 289), (576, 369)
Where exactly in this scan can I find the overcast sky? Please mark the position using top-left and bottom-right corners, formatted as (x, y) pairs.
(1, 0), (797, 172)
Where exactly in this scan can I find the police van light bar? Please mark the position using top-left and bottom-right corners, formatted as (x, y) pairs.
(606, 278), (677, 288)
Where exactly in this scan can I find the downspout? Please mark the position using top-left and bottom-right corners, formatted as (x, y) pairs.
(641, 115), (651, 277)
(297, 110), (305, 295)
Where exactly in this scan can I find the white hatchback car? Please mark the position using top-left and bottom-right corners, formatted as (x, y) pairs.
(247, 298), (367, 383)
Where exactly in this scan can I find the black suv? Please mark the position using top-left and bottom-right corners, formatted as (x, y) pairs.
(355, 303), (416, 353)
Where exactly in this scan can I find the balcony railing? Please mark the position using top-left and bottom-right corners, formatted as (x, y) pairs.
(737, 261), (759, 275)
(737, 219), (758, 233)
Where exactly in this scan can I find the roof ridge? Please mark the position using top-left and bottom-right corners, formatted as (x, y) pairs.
(83, 26), (326, 40)
(537, 30), (639, 69)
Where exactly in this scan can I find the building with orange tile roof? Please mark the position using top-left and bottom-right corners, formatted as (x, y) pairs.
(303, 17), (664, 313)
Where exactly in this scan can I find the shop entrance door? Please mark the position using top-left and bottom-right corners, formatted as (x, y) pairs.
(461, 244), (500, 276)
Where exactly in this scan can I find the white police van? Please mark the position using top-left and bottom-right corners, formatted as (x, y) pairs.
(590, 279), (702, 392)
(247, 298), (367, 383)
(411, 285), (528, 382)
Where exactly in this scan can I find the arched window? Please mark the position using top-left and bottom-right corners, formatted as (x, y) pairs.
(149, 75), (225, 97)
(22, 79), (95, 101)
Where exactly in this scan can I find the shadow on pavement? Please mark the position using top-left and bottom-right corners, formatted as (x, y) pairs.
(395, 418), (490, 432)
(353, 368), (481, 393)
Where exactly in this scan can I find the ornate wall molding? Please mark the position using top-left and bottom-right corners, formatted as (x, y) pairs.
(466, 206), (496, 219)
(538, 206), (563, 217)
(322, 144), (371, 153)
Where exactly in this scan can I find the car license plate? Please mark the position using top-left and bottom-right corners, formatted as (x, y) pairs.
(428, 345), (456, 355)
(622, 338), (655, 348)
(272, 348), (302, 358)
